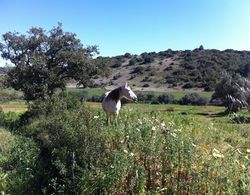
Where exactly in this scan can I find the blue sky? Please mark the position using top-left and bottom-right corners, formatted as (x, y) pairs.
(0, 0), (250, 63)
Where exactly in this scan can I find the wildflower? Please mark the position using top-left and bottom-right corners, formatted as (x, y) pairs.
(247, 149), (250, 153)
(235, 160), (240, 165)
(152, 126), (156, 131)
(244, 155), (249, 160)
(235, 160), (247, 169)
(236, 149), (242, 154)
(240, 164), (246, 170)
(126, 135), (129, 139)
(136, 128), (140, 132)
(138, 119), (142, 125)
(93, 115), (99, 119)
(170, 132), (176, 138)
(130, 152), (134, 157)
(212, 148), (224, 159)
(192, 143), (197, 147)
(110, 165), (114, 169)
(123, 149), (128, 154)
(160, 122), (166, 127)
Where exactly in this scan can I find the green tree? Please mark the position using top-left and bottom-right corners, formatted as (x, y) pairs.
(212, 73), (250, 112)
(0, 23), (107, 100)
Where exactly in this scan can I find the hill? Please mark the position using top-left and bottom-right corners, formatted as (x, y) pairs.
(94, 47), (250, 92)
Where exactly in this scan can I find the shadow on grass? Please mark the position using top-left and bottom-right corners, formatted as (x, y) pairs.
(194, 111), (227, 118)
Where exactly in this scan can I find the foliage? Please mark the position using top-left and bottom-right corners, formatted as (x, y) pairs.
(179, 93), (208, 106)
(0, 127), (40, 194)
(0, 108), (20, 130)
(0, 88), (23, 103)
(0, 23), (108, 100)
(0, 96), (249, 194)
(212, 73), (250, 112)
(103, 48), (250, 90)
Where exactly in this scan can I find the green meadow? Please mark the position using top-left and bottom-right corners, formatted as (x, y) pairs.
(0, 90), (249, 194)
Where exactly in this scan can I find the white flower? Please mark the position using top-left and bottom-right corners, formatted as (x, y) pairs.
(192, 143), (197, 147)
(93, 115), (99, 119)
(160, 122), (166, 127)
(236, 149), (242, 154)
(130, 152), (134, 157)
(246, 149), (250, 153)
(123, 149), (128, 154)
(152, 126), (156, 131)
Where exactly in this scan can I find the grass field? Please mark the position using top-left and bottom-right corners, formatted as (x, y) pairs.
(1, 96), (249, 193)
(66, 87), (213, 100)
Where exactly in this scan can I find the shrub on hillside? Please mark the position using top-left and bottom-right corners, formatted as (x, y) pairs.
(132, 66), (145, 74)
(129, 58), (136, 65)
(179, 93), (208, 105)
(182, 82), (194, 89)
(124, 53), (131, 58)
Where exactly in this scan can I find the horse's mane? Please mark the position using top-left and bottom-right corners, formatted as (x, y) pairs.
(106, 87), (121, 102)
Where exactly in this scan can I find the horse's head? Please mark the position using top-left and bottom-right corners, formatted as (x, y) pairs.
(121, 82), (138, 102)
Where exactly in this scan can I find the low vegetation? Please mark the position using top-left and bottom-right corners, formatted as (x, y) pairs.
(0, 94), (249, 194)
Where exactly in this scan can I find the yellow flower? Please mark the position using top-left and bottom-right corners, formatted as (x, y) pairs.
(240, 164), (246, 170)
(235, 160), (240, 165)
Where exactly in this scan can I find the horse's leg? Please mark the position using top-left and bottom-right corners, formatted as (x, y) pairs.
(115, 113), (119, 127)
(105, 112), (109, 126)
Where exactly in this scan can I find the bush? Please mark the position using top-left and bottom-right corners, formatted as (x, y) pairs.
(0, 88), (23, 103)
(157, 94), (176, 104)
(182, 82), (194, 89)
(132, 66), (145, 74)
(124, 53), (131, 58)
(142, 84), (150, 87)
(179, 93), (208, 105)
(0, 109), (20, 130)
(129, 58), (136, 66)
(15, 93), (132, 194)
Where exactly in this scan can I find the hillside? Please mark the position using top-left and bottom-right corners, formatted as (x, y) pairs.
(94, 47), (250, 92)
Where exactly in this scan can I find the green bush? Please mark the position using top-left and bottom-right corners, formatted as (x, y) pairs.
(0, 128), (40, 194)
(179, 93), (208, 105)
(0, 109), (20, 130)
(0, 88), (23, 103)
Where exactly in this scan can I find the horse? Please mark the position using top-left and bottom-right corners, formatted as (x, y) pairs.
(102, 83), (137, 125)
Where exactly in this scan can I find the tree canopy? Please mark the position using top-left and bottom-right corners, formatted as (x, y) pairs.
(0, 23), (109, 100)
(212, 73), (250, 112)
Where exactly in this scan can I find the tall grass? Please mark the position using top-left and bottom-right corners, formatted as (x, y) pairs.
(0, 96), (249, 194)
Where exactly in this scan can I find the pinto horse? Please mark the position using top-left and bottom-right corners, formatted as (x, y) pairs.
(102, 83), (137, 125)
